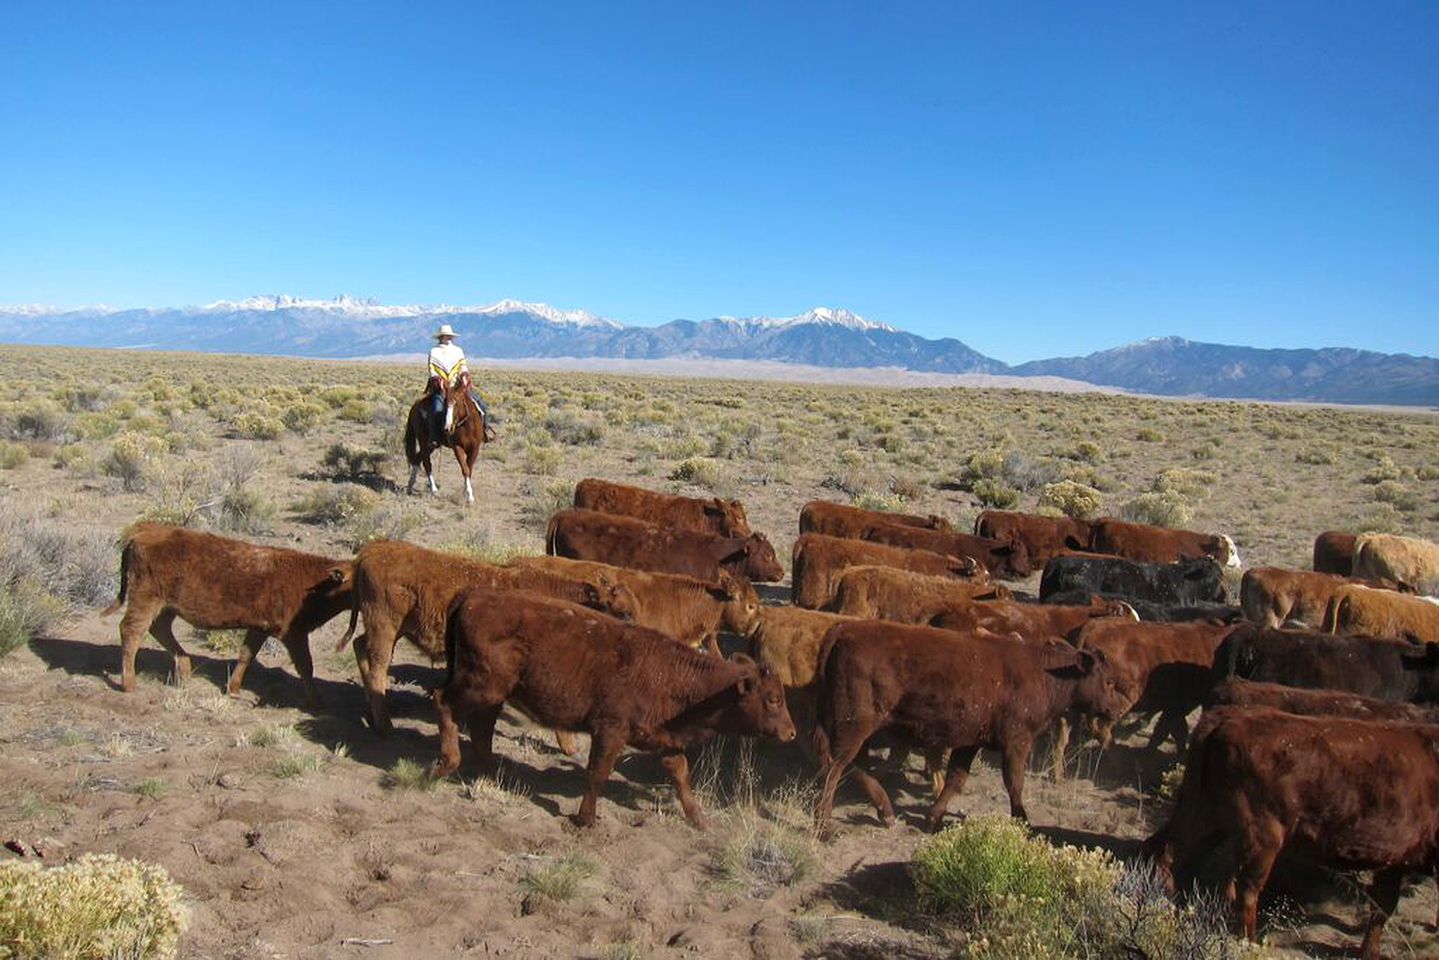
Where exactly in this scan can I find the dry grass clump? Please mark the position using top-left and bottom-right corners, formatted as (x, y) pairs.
(519, 854), (598, 906)
(101, 431), (167, 491)
(0, 853), (189, 959)
(0, 503), (116, 658)
(293, 484), (380, 526)
(0, 440), (29, 469)
(321, 442), (390, 486)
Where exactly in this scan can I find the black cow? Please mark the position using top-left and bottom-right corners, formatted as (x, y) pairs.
(1043, 589), (1242, 624)
(1212, 624), (1439, 704)
(1039, 555), (1225, 607)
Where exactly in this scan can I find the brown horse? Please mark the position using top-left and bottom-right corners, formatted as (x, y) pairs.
(404, 370), (485, 505)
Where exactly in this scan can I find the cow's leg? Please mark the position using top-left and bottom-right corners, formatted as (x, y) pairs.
(1233, 819), (1286, 943)
(1050, 716), (1071, 782)
(227, 628), (269, 696)
(1357, 867), (1403, 960)
(575, 724), (626, 828)
(845, 750), (895, 828)
(466, 704), (502, 772)
(924, 747), (948, 798)
(118, 598), (162, 691)
(999, 735), (1034, 821)
(660, 750), (707, 830)
(278, 630), (321, 708)
(814, 727), (872, 837)
(351, 632), (370, 684)
(362, 623), (399, 735)
(432, 686), (464, 777)
(146, 611), (191, 686)
(924, 745), (979, 832)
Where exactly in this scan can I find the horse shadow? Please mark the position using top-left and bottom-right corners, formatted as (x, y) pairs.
(295, 469), (400, 494)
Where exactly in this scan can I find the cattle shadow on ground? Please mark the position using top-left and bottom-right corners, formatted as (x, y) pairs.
(755, 583), (792, 605)
(813, 859), (918, 930)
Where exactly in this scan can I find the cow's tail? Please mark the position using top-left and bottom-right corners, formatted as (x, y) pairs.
(544, 513), (561, 556)
(334, 598), (360, 652)
(100, 536), (135, 616)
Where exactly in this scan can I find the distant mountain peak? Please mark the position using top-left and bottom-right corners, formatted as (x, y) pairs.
(717, 306), (897, 333)
(473, 299), (621, 329)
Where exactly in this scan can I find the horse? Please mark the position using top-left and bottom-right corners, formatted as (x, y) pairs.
(404, 370), (485, 505)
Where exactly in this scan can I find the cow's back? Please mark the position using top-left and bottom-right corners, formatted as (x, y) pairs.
(574, 478), (751, 537)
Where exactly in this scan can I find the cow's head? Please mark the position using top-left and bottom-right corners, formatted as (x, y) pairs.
(584, 577), (639, 622)
(949, 555), (984, 579)
(995, 539), (1034, 578)
(927, 514), (954, 533)
(710, 570), (762, 636)
(702, 498), (752, 538)
(1049, 646), (1130, 722)
(733, 533), (784, 583)
(313, 563), (354, 599)
(727, 653), (796, 742)
(1218, 534), (1242, 569)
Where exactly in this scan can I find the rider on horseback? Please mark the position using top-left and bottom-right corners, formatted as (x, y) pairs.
(427, 324), (495, 443)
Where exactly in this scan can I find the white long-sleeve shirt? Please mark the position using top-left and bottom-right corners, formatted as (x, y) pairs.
(428, 342), (468, 385)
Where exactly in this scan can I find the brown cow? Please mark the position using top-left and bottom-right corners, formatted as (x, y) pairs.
(1205, 678), (1439, 723)
(433, 587), (796, 828)
(974, 510), (1092, 568)
(929, 596), (1138, 640)
(507, 555), (760, 653)
(1354, 533), (1439, 594)
(102, 523), (352, 704)
(812, 621), (1127, 832)
(1239, 566), (1401, 629)
(547, 508), (784, 583)
(1323, 583), (1439, 644)
(791, 533), (984, 610)
(853, 521), (1033, 580)
(336, 539), (638, 734)
(798, 499), (953, 537)
(1150, 707), (1439, 957)
(747, 606), (860, 735)
(1313, 530), (1358, 575)
(573, 478), (752, 537)
(1071, 618), (1234, 749)
(1089, 518), (1241, 568)
(830, 565), (1012, 622)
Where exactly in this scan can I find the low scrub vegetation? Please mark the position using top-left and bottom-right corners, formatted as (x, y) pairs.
(910, 815), (1265, 959)
(0, 853), (188, 959)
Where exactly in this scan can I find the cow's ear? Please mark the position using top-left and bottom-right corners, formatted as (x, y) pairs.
(582, 582), (601, 605)
(1064, 536), (1085, 550)
(703, 502), (724, 517)
(329, 567), (346, 583)
(1076, 650), (1099, 674)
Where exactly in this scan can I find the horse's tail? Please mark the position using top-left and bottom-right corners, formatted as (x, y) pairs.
(101, 535), (134, 616)
(403, 405), (422, 465)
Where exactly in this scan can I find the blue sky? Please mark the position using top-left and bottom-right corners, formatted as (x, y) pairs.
(2, 2), (1435, 361)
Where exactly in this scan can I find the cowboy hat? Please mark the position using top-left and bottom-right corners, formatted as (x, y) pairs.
(434, 323), (458, 340)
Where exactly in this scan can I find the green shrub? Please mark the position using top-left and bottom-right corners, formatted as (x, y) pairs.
(0, 853), (188, 959)
(670, 457), (722, 490)
(970, 478), (1020, 509)
(852, 491), (908, 512)
(910, 816), (1248, 959)
(1361, 455), (1402, 484)
(0, 441), (29, 469)
(232, 411), (285, 440)
(544, 410), (604, 446)
(1295, 447), (1336, 465)
(294, 484), (380, 526)
(1371, 480), (1419, 512)
(344, 502), (424, 549)
(1039, 480), (1103, 520)
(101, 431), (166, 492)
(337, 400), (373, 424)
(321, 442), (389, 483)
(1121, 492), (1192, 529)
(1152, 467), (1216, 501)
(215, 488), (276, 535)
(11, 401), (69, 442)
(524, 443), (563, 476)
(519, 854), (597, 904)
(1135, 427), (1165, 442)
(281, 401), (327, 434)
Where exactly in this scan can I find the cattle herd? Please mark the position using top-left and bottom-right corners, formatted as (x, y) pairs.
(100, 479), (1439, 958)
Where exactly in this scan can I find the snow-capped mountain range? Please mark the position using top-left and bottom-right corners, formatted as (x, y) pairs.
(1, 296), (1434, 405)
